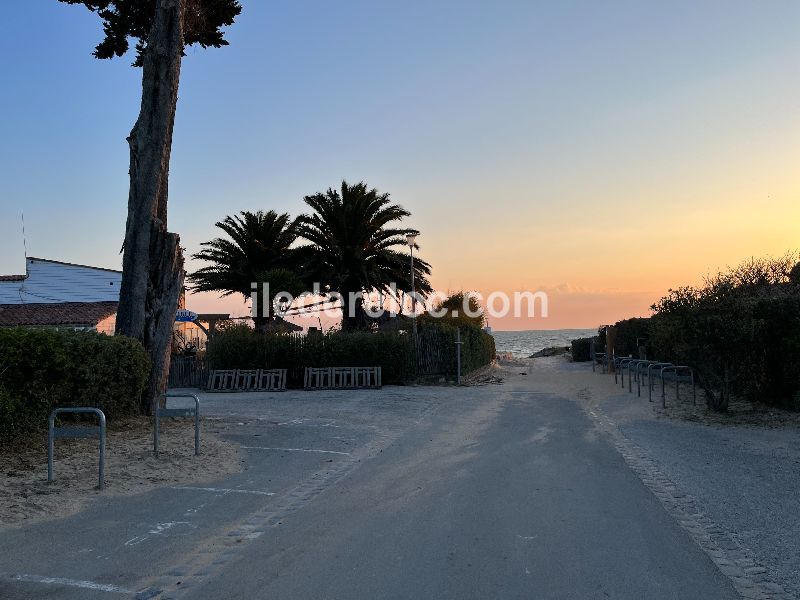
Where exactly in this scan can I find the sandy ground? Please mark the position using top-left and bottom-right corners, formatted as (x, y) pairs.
(0, 417), (241, 529)
(488, 351), (800, 428)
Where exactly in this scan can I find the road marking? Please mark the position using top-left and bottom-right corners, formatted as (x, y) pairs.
(276, 418), (341, 428)
(241, 446), (350, 455)
(148, 521), (193, 534)
(7, 574), (132, 594)
(125, 536), (148, 546)
(170, 486), (275, 496)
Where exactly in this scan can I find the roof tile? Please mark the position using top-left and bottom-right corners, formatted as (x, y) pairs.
(0, 302), (118, 327)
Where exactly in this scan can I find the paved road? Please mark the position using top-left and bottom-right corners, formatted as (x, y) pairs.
(0, 382), (739, 599)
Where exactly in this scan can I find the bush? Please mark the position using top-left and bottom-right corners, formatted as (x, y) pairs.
(571, 338), (591, 362)
(207, 327), (415, 385)
(415, 320), (496, 377)
(611, 317), (650, 358)
(634, 253), (800, 410)
(206, 322), (496, 386)
(646, 296), (800, 410)
(0, 328), (150, 442)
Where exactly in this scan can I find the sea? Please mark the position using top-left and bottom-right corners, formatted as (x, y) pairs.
(490, 329), (598, 358)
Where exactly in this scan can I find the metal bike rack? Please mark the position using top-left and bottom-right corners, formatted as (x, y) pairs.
(660, 366), (696, 408)
(48, 407), (106, 489)
(589, 340), (607, 373)
(647, 362), (673, 402)
(154, 392), (200, 457)
(614, 356), (638, 390)
(627, 359), (652, 393)
(613, 356), (632, 384)
(635, 361), (663, 397)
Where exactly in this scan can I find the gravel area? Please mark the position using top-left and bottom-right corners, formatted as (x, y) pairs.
(553, 356), (800, 600)
(621, 419), (800, 598)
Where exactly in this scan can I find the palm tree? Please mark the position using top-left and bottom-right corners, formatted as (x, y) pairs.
(188, 210), (305, 331)
(296, 181), (432, 330)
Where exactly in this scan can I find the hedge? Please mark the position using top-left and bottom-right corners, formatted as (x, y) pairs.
(205, 323), (496, 386)
(610, 317), (650, 358)
(609, 295), (800, 411)
(415, 320), (496, 377)
(0, 328), (150, 442)
(206, 327), (415, 385)
(570, 338), (591, 362)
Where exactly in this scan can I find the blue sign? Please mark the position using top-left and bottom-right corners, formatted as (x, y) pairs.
(175, 309), (198, 323)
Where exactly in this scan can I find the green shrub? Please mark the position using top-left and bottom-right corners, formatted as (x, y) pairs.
(571, 338), (591, 362)
(415, 320), (496, 377)
(645, 296), (800, 410)
(611, 317), (650, 358)
(207, 327), (415, 385)
(206, 322), (496, 385)
(0, 328), (150, 442)
(639, 253), (800, 410)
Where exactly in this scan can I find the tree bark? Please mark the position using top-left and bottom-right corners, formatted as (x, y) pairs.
(115, 0), (185, 415)
(340, 291), (367, 331)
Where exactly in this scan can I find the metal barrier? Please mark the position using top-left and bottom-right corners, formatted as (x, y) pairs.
(613, 356), (632, 384)
(154, 392), (200, 457)
(589, 340), (607, 373)
(207, 368), (287, 391)
(48, 407), (106, 489)
(304, 367), (382, 390)
(660, 366), (695, 408)
(627, 359), (653, 393)
(617, 358), (637, 389)
(606, 357), (696, 407)
(646, 362), (673, 402)
(257, 369), (287, 391)
(635, 360), (666, 397)
(208, 369), (237, 390)
(235, 369), (260, 390)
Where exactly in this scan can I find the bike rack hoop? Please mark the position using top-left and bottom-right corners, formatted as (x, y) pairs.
(48, 407), (106, 489)
(154, 392), (201, 457)
(659, 366), (696, 407)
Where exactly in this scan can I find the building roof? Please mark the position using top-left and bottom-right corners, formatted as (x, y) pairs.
(0, 257), (122, 305)
(26, 257), (122, 274)
(0, 301), (118, 327)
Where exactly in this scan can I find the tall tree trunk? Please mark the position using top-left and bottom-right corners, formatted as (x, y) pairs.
(115, 0), (185, 415)
(340, 290), (367, 331)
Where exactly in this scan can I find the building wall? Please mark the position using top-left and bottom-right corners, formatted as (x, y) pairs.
(95, 313), (117, 335)
(0, 258), (121, 304)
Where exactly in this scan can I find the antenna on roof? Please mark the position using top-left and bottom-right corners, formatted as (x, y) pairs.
(21, 211), (28, 260)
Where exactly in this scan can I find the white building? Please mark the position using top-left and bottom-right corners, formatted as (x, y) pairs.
(0, 257), (121, 305)
(0, 258), (121, 332)
(0, 257), (226, 346)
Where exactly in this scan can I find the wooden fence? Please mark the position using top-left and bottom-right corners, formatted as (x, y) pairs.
(168, 355), (208, 388)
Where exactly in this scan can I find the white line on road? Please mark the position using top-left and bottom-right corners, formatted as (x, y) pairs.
(7, 574), (132, 594)
(170, 486), (275, 496)
(241, 446), (351, 455)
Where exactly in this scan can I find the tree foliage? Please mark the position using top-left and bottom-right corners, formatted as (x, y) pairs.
(296, 181), (432, 330)
(188, 211), (305, 329)
(59, 0), (241, 65)
(424, 291), (485, 328)
(611, 252), (800, 411)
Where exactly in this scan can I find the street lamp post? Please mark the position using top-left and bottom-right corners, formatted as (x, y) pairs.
(406, 231), (419, 372)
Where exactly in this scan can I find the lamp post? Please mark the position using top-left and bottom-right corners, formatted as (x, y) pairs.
(406, 231), (419, 372)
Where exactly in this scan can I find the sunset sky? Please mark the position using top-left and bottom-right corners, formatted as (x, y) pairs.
(1, 1), (798, 330)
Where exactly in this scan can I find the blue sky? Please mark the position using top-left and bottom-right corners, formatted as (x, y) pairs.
(1, 1), (799, 327)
